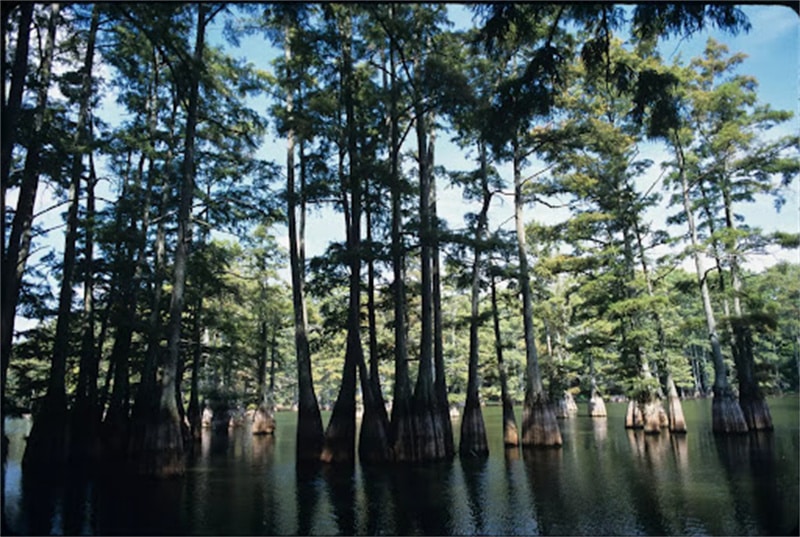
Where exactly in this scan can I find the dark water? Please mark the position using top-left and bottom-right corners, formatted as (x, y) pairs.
(3, 397), (798, 535)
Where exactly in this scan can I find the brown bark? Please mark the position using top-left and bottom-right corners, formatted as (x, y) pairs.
(253, 322), (276, 435)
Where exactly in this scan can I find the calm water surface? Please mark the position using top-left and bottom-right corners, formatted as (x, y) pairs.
(2, 397), (798, 535)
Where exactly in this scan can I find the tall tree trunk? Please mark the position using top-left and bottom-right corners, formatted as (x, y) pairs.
(490, 273), (520, 444)
(429, 127), (455, 459)
(69, 6), (101, 462)
(284, 25), (324, 463)
(515, 140), (562, 447)
(187, 298), (203, 441)
(1, 2), (33, 294)
(460, 142), (490, 459)
(411, 91), (448, 462)
(722, 187), (772, 430)
(322, 15), (359, 463)
(2, 3), (59, 400)
(25, 4), (96, 469)
(139, 4), (207, 477)
(387, 26), (414, 462)
(675, 138), (747, 433)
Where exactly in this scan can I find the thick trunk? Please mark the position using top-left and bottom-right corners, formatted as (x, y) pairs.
(514, 141), (561, 447)
(676, 139), (747, 433)
(460, 143), (490, 459)
(2, 3), (59, 396)
(491, 275), (519, 445)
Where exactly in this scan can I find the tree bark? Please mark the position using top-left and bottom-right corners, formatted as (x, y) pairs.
(253, 321), (276, 435)
(515, 139), (562, 447)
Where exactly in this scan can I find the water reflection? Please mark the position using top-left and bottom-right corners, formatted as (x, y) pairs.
(2, 399), (798, 535)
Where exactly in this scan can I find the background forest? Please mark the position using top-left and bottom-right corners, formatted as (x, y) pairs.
(2, 3), (798, 475)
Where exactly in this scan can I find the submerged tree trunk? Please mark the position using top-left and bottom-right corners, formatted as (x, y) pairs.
(675, 139), (747, 434)
(514, 140), (562, 448)
(253, 322), (277, 435)
(490, 274), (520, 444)
(460, 142), (491, 459)
(2, 3), (59, 399)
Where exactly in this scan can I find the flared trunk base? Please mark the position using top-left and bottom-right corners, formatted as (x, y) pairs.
(668, 395), (687, 433)
(135, 409), (185, 477)
(589, 393), (607, 417)
(459, 400), (489, 458)
(521, 397), (562, 447)
(712, 389), (749, 434)
(740, 394), (773, 431)
(252, 407), (276, 435)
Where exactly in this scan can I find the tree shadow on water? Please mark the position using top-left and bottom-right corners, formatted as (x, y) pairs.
(389, 460), (455, 536)
(460, 456), (488, 534)
(321, 462), (357, 536)
(715, 432), (796, 536)
(296, 462), (323, 536)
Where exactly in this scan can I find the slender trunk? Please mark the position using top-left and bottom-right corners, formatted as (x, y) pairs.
(139, 5), (207, 477)
(253, 320), (276, 435)
(284, 26), (324, 463)
(411, 89), (447, 462)
(187, 298), (203, 441)
(2, 3), (59, 396)
(388, 23), (414, 461)
(429, 127), (454, 459)
(25, 5), (95, 468)
(322, 17), (360, 463)
(70, 8), (101, 462)
(460, 142), (490, 458)
(515, 139), (561, 447)
(1, 3), (33, 278)
(675, 137), (747, 433)
(491, 274), (520, 444)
